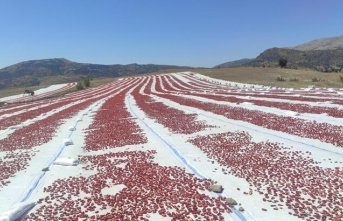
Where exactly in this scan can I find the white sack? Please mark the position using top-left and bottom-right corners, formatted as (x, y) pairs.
(53, 158), (79, 166)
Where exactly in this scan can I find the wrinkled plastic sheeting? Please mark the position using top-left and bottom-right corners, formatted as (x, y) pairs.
(8, 125), (23, 130)
(63, 138), (73, 146)
(285, 110), (300, 116)
(53, 158), (79, 166)
(0, 202), (35, 221)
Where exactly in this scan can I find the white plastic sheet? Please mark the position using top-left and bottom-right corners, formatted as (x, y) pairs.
(0, 202), (35, 221)
(53, 158), (79, 166)
(285, 111), (299, 116)
(63, 138), (74, 146)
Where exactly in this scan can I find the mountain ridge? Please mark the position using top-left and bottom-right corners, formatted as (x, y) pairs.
(214, 58), (253, 68)
(0, 58), (191, 89)
(291, 35), (343, 51)
(215, 35), (343, 71)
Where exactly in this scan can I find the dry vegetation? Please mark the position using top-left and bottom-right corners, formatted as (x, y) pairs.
(190, 67), (343, 89)
(87, 77), (118, 87)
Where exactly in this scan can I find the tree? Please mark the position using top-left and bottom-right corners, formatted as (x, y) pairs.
(76, 81), (84, 90)
(83, 78), (90, 87)
(278, 57), (288, 68)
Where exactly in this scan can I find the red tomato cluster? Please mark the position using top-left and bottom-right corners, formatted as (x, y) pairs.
(189, 131), (343, 220)
(25, 151), (232, 221)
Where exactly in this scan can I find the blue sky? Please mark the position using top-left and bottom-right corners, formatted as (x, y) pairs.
(0, 0), (342, 68)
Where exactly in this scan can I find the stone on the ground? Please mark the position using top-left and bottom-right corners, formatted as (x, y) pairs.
(226, 197), (237, 206)
(209, 184), (224, 193)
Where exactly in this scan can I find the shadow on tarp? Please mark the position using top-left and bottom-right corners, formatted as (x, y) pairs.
(0, 202), (35, 221)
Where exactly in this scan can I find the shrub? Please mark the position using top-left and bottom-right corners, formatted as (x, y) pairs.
(312, 77), (321, 82)
(76, 81), (84, 90)
(340, 75), (343, 82)
(289, 77), (299, 82)
(276, 76), (285, 81)
(278, 58), (288, 68)
(83, 79), (91, 87)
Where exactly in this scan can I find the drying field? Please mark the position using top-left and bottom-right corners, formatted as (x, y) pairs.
(0, 72), (342, 221)
(0, 83), (76, 103)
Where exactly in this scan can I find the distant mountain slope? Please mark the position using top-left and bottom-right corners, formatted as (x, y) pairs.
(0, 58), (191, 89)
(244, 47), (343, 71)
(214, 58), (253, 68)
(291, 35), (343, 51)
(216, 35), (343, 71)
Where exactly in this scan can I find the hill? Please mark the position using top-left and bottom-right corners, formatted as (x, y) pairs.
(292, 35), (343, 51)
(0, 58), (191, 89)
(244, 47), (343, 71)
(215, 35), (343, 71)
(213, 58), (253, 68)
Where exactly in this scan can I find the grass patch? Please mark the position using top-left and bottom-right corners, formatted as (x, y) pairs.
(185, 67), (343, 89)
(276, 76), (285, 82)
(311, 77), (320, 82)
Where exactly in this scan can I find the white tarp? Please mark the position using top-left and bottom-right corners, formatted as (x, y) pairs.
(53, 158), (79, 166)
(0, 202), (35, 221)
(285, 110), (299, 116)
(63, 138), (74, 146)
(0, 84), (68, 102)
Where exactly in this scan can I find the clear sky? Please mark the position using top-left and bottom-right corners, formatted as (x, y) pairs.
(0, 0), (342, 68)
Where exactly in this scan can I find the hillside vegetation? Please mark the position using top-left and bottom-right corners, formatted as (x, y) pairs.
(214, 58), (253, 68)
(0, 58), (191, 89)
(245, 48), (343, 71)
(216, 35), (343, 71)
